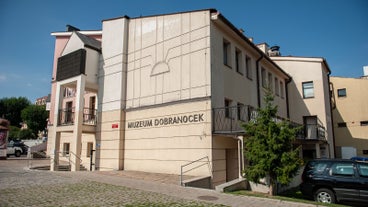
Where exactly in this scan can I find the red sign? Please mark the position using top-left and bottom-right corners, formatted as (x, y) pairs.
(112, 124), (119, 129)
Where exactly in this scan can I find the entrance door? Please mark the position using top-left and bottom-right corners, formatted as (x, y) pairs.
(226, 149), (239, 182)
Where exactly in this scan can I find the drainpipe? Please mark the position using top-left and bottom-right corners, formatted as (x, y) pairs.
(255, 54), (264, 108)
(327, 70), (336, 158)
(285, 77), (292, 119)
(233, 135), (244, 179)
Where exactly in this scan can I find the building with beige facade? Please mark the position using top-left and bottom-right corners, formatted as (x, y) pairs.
(331, 72), (368, 158)
(47, 9), (334, 188)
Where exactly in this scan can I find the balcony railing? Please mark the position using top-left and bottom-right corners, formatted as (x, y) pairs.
(58, 107), (97, 126)
(212, 106), (326, 140)
(212, 105), (256, 134)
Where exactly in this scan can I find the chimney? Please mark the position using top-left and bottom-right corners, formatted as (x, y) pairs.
(268, 45), (281, 56)
(363, 66), (368, 79)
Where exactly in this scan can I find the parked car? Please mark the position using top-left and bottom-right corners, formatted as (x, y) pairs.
(6, 142), (23, 157)
(13, 141), (28, 155)
(300, 159), (368, 204)
(351, 156), (368, 163)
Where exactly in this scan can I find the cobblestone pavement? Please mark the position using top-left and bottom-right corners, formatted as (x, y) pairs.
(0, 159), (317, 207)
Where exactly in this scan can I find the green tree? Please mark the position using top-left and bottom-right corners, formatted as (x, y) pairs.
(18, 128), (36, 140)
(8, 126), (21, 140)
(21, 105), (48, 136)
(242, 88), (302, 196)
(0, 97), (31, 127)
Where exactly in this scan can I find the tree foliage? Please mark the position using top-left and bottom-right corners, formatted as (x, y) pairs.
(21, 104), (48, 136)
(242, 89), (302, 195)
(0, 97), (31, 127)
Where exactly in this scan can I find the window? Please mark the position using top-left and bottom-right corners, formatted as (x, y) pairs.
(331, 163), (354, 176)
(304, 116), (318, 139)
(224, 99), (232, 118)
(363, 150), (368, 155)
(360, 121), (368, 126)
(275, 77), (279, 96)
(245, 55), (252, 80)
(302, 81), (314, 98)
(237, 103), (245, 121)
(337, 122), (347, 127)
(337, 88), (347, 97)
(261, 68), (267, 88)
(87, 142), (93, 157)
(235, 48), (243, 74)
(63, 143), (70, 156)
(268, 72), (273, 91)
(357, 163), (368, 177)
(223, 39), (231, 67)
(280, 81), (284, 98)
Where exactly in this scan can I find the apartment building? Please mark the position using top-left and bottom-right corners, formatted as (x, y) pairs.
(331, 69), (368, 158)
(271, 55), (334, 159)
(47, 9), (334, 188)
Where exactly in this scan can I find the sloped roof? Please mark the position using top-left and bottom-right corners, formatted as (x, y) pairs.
(75, 31), (101, 51)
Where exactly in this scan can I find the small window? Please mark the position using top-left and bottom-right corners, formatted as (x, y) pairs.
(302, 81), (314, 98)
(268, 72), (273, 91)
(280, 81), (284, 98)
(225, 99), (232, 118)
(223, 39), (231, 67)
(363, 150), (368, 155)
(261, 68), (267, 88)
(337, 88), (347, 97)
(245, 55), (252, 80)
(275, 77), (279, 96)
(237, 103), (245, 121)
(337, 122), (347, 127)
(360, 121), (368, 126)
(331, 163), (354, 176)
(235, 48), (243, 74)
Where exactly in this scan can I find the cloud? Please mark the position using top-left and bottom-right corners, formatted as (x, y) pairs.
(0, 74), (7, 82)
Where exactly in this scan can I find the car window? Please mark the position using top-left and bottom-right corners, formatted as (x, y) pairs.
(330, 163), (354, 176)
(307, 161), (328, 175)
(357, 163), (368, 177)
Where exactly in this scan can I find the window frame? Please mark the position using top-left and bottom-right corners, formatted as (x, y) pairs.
(302, 81), (315, 99)
(337, 88), (347, 97)
(223, 39), (232, 68)
(245, 55), (252, 80)
(235, 48), (243, 75)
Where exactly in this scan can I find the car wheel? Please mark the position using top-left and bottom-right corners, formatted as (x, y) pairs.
(15, 150), (21, 157)
(314, 188), (336, 204)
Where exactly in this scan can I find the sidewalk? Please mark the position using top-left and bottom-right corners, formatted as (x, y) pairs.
(0, 159), (317, 207)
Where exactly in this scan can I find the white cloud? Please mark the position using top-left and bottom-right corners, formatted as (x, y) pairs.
(0, 74), (6, 82)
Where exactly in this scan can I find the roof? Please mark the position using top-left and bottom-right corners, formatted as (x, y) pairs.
(74, 32), (101, 51)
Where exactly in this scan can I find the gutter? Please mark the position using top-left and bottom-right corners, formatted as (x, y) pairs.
(255, 54), (264, 108)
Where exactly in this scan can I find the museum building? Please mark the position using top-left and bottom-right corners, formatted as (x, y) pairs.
(47, 9), (334, 188)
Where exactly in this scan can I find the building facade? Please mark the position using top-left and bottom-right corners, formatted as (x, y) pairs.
(47, 9), (334, 188)
(331, 73), (368, 158)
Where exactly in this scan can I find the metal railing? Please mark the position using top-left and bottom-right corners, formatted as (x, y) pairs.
(58, 107), (97, 126)
(212, 105), (256, 134)
(180, 156), (211, 186)
(51, 150), (83, 171)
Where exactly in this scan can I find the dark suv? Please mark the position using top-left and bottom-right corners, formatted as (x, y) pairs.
(300, 159), (368, 204)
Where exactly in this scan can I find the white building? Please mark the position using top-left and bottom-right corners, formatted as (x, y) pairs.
(47, 9), (334, 188)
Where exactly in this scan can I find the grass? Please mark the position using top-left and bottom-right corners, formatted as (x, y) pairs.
(229, 188), (349, 207)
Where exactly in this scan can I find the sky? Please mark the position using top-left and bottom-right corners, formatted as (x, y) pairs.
(0, 0), (367, 103)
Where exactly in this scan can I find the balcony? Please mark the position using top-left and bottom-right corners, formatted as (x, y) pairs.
(212, 105), (256, 135)
(58, 108), (97, 126)
(212, 106), (326, 141)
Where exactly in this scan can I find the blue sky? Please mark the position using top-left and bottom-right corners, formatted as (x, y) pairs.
(0, 0), (367, 103)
